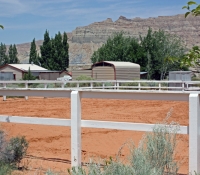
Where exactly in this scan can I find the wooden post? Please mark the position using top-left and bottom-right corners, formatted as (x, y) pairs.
(71, 91), (81, 167)
(189, 93), (200, 174)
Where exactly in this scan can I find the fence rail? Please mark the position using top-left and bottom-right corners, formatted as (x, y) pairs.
(0, 85), (199, 174)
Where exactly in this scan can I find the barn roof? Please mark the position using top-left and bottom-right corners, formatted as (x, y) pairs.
(104, 61), (140, 68)
(92, 61), (140, 68)
(8, 64), (47, 71)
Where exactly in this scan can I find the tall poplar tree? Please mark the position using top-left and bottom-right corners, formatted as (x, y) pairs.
(8, 44), (19, 64)
(39, 30), (69, 70)
(0, 43), (8, 65)
(62, 32), (69, 68)
(40, 30), (52, 69)
(8, 44), (14, 63)
(13, 44), (19, 63)
(29, 38), (37, 64)
(52, 32), (63, 70)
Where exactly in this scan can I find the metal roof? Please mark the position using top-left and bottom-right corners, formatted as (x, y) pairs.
(103, 61), (140, 68)
(9, 64), (47, 71)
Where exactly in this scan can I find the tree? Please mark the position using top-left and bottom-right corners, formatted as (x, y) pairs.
(91, 29), (185, 80)
(51, 32), (64, 70)
(23, 67), (36, 80)
(183, 1), (200, 17)
(8, 45), (13, 63)
(62, 32), (69, 69)
(39, 30), (69, 70)
(12, 44), (19, 63)
(0, 25), (3, 29)
(91, 32), (145, 68)
(182, 1), (200, 73)
(0, 43), (8, 65)
(29, 38), (38, 64)
(140, 28), (186, 79)
(39, 30), (52, 69)
(8, 44), (19, 64)
(181, 46), (200, 72)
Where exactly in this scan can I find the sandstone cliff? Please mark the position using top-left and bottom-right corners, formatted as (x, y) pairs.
(16, 14), (200, 64)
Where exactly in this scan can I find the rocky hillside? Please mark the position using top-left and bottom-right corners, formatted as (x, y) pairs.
(16, 14), (200, 64)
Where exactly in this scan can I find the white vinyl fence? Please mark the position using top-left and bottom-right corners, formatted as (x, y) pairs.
(0, 84), (199, 174)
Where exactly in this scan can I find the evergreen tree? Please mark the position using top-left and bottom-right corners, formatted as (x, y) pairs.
(62, 32), (69, 69)
(39, 30), (69, 70)
(13, 44), (19, 63)
(0, 43), (8, 65)
(40, 30), (52, 69)
(52, 32), (63, 70)
(8, 44), (19, 64)
(8, 44), (14, 63)
(29, 38), (37, 64)
(23, 67), (36, 80)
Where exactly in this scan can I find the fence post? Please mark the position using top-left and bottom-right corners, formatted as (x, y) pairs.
(182, 82), (184, 92)
(159, 83), (161, 91)
(138, 82), (141, 90)
(102, 82), (105, 89)
(61, 83), (65, 88)
(25, 82), (28, 100)
(3, 83), (6, 101)
(90, 82), (93, 89)
(77, 83), (79, 88)
(71, 91), (81, 167)
(189, 93), (200, 174)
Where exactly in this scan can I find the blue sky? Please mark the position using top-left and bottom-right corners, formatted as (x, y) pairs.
(0, 0), (190, 45)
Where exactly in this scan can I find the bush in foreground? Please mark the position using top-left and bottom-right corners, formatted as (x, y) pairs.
(48, 121), (180, 175)
(0, 130), (28, 174)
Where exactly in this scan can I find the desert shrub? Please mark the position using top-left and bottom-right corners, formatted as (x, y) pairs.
(130, 122), (179, 175)
(0, 130), (28, 170)
(68, 121), (179, 175)
(4, 136), (28, 166)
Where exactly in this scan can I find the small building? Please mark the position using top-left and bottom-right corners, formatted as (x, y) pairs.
(0, 64), (47, 80)
(91, 61), (140, 80)
(168, 71), (192, 91)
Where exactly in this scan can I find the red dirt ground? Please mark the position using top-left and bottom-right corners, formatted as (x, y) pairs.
(0, 97), (188, 174)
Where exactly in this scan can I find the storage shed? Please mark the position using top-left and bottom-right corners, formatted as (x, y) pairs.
(92, 61), (140, 80)
(168, 71), (192, 91)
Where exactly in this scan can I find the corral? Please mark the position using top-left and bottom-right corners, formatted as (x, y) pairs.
(0, 80), (199, 174)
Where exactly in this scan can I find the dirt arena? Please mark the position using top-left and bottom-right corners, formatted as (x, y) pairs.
(0, 97), (189, 174)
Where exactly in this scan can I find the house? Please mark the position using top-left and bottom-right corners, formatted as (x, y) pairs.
(0, 64), (47, 80)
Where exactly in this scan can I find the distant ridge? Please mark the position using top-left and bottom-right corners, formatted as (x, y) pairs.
(15, 14), (200, 64)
